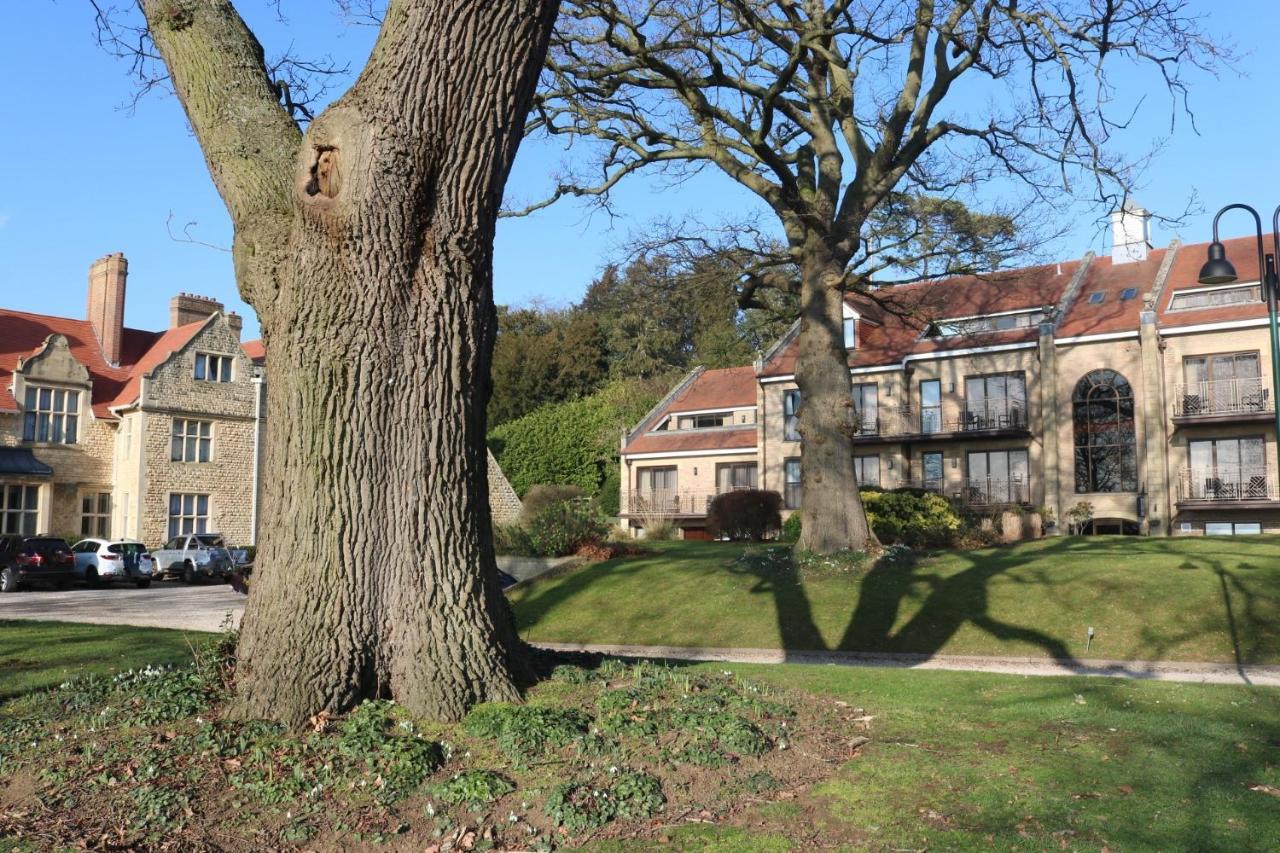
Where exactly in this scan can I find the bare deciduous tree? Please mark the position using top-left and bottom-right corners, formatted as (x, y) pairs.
(521, 0), (1222, 553)
(95, 0), (559, 725)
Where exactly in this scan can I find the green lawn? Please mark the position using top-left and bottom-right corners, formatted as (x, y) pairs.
(648, 662), (1280, 851)
(2, 621), (1277, 850)
(512, 536), (1280, 664)
(0, 619), (203, 702)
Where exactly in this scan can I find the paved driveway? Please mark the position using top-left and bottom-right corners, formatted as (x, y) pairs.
(0, 581), (245, 633)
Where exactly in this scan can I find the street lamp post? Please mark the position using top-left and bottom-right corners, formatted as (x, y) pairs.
(1196, 203), (1280, 492)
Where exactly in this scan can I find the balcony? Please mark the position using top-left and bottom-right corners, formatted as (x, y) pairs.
(900, 478), (1032, 505)
(1176, 468), (1280, 507)
(1173, 378), (1274, 424)
(622, 489), (753, 519)
(850, 400), (1030, 444)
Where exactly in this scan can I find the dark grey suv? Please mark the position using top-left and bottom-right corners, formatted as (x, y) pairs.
(0, 535), (76, 592)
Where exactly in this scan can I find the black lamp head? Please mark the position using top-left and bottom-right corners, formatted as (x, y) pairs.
(1198, 240), (1238, 285)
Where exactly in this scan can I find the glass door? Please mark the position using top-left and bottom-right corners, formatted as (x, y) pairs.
(922, 451), (944, 493)
(920, 380), (941, 433)
(852, 383), (878, 435)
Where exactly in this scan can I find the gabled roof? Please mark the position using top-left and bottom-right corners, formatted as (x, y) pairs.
(0, 309), (160, 417)
(1, 308), (259, 419)
(103, 319), (211, 412)
(664, 365), (757, 413)
(242, 339), (266, 364)
(1156, 234), (1272, 328)
(761, 261), (1079, 377)
(621, 366), (758, 456)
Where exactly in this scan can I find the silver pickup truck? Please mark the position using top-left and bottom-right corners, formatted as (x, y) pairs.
(152, 533), (233, 583)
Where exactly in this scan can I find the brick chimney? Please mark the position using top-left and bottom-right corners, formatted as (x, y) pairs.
(170, 292), (225, 328)
(226, 310), (244, 341)
(87, 252), (128, 366)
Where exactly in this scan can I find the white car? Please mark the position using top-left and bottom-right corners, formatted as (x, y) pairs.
(71, 539), (154, 588)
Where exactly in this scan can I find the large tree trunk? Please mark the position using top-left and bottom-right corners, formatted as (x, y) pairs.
(793, 245), (876, 554)
(144, 0), (558, 725)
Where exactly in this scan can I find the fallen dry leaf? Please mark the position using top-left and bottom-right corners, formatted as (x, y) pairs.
(1247, 783), (1280, 797)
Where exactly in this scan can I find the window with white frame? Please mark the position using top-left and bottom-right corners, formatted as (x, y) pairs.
(1, 485), (39, 535)
(80, 492), (111, 538)
(194, 353), (233, 382)
(167, 493), (210, 539)
(843, 317), (857, 348)
(927, 308), (1046, 338)
(171, 419), (213, 462)
(783, 390), (802, 441)
(22, 386), (79, 444)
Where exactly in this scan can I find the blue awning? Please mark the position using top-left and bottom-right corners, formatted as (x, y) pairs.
(0, 448), (54, 477)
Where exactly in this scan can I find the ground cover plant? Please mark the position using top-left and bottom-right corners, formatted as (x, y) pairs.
(2, 622), (1278, 850)
(511, 536), (1280, 664)
(0, 628), (851, 850)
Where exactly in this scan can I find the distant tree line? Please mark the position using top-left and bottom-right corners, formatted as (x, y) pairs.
(488, 248), (797, 509)
(489, 249), (796, 427)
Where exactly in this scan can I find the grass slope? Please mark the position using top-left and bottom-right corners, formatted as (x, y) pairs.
(0, 619), (203, 702)
(2, 621), (1277, 850)
(656, 662), (1280, 851)
(512, 536), (1280, 664)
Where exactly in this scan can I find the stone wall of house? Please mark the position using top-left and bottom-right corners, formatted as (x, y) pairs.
(135, 317), (260, 546)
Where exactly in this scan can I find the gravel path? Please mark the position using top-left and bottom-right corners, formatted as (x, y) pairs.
(534, 642), (1280, 687)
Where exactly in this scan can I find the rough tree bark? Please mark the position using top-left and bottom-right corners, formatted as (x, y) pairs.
(142, 0), (559, 725)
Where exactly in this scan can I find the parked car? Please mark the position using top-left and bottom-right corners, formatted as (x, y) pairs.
(71, 539), (154, 588)
(151, 533), (233, 583)
(0, 535), (76, 592)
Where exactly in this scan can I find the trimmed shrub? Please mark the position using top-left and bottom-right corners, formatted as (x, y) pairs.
(781, 512), (802, 542)
(706, 490), (783, 541)
(861, 489), (961, 547)
(488, 378), (668, 499)
(526, 499), (609, 557)
(519, 484), (586, 525)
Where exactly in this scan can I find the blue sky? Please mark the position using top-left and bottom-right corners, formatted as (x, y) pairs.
(1, 2), (1278, 342)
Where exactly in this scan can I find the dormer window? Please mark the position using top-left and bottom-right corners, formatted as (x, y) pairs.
(843, 317), (857, 349)
(926, 308), (1046, 338)
(676, 412), (729, 430)
(22, 386), (79, 444)
(1168, 282), (1262, 312)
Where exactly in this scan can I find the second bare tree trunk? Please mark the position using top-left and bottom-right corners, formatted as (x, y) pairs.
(793, 248), (876, 554)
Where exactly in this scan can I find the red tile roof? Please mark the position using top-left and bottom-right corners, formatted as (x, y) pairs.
(1056, 250), (1164, 337)
(665, 366), (757, 413)
(1157, 234), (1272, 328)
(762, 261), (1078, 377)
(102, 320), (211, 412)
(242, 339), (266, 364)
(0, 308), (216, 419)
(622, 426), (757, 456)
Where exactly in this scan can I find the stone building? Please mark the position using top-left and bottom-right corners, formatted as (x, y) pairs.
(620, 209), (1280, 538)
(1, 253), (521, 544)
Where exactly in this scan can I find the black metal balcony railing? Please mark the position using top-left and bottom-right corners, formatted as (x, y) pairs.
(1174, 378), (1273, 418)
(960, 477), (1030, 505)
(1177, 468), (1278, 503)
(623, 487), (765, 517)
(848, 401), (1028, 440)
(900, 478), (1030, 505)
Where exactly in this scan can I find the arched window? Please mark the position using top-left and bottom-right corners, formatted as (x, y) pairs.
(1073, 369), (1138, 493)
